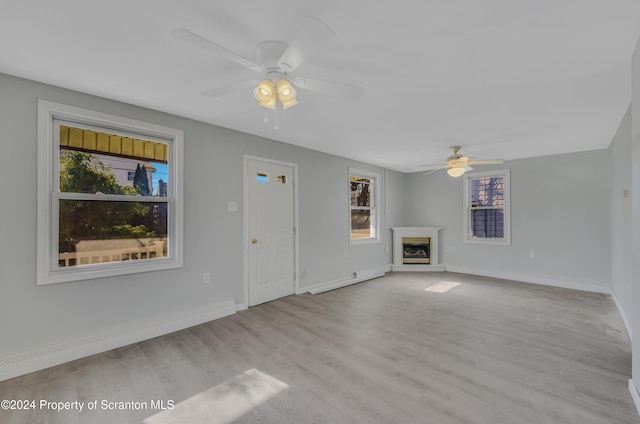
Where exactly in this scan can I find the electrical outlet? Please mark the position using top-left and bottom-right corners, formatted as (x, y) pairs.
(203, 272), (211, 284)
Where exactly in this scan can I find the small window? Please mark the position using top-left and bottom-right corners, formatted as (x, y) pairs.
(349, 168), (381, 244)
(37, 100), (184, 285)
(463, 169), (510, 245)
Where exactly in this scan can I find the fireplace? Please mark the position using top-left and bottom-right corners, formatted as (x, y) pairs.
(402, 237), (430, 264)
(391, 227), (443, 271)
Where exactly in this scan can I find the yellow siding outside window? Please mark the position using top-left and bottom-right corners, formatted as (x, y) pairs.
(59, 125), (168, 163)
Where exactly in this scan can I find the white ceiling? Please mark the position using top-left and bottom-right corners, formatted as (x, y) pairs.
(2, 0), (639, 172)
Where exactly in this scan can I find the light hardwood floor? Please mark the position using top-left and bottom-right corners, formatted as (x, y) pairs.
(1, 272), (638, 424)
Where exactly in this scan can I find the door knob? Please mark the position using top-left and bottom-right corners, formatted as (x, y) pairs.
(251, 239), (258, 244)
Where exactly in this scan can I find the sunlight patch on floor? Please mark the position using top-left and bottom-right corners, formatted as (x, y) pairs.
(143, 368), (289, 424)
(425, 281), (461, 293)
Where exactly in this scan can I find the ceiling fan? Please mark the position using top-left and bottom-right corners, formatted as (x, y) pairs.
(421, 146), (504, 177)
(172, 17), (365, 110)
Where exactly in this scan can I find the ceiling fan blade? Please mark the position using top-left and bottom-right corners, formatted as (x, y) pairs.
(278, 17), (335, 72)
(423, 168), (444, 176)
(201, 80), (259, 98)
(466, 159), (504, 165)
(172, 28), (263, 73)
(293, 76), (365, 100)
(419, 163), (448, 168)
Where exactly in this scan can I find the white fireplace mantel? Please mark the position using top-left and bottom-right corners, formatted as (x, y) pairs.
(391, 227), (444, 272)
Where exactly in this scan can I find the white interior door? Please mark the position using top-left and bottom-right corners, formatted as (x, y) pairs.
(247, 159), (295, 306)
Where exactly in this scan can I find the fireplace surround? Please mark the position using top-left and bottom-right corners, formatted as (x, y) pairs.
(391, 227), (444, 271)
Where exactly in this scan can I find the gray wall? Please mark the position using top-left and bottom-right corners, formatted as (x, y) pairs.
(404, 151), (611, 291)
(609, 106), (633, 332)
(383, 168), (406, 262)
(0, 73), (398, 357)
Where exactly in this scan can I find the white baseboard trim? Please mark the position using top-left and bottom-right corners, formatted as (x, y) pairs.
(304, 265), (391, 295)
(391, 264), (445, 272)
(612, 292), (632, 340)
(235, 303), (248, 311)
(443, 266), (611, 294)
(629, 380), (640, 417)
(0, 299), (237, 382)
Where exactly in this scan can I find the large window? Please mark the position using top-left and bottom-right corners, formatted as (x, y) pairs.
(463, 170), (510, 245)
(349, 168), (380, 244)
(37, 101), (183, 285)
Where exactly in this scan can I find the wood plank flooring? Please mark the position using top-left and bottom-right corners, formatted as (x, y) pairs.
(0, 272), (637, 423)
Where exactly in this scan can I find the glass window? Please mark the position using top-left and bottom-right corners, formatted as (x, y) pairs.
(37, 101), (183, 284)
(349, 169), (380, 244)
(464, 170), (510, 245)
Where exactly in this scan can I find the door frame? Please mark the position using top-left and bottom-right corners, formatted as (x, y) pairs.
(243, 155), (300, 308)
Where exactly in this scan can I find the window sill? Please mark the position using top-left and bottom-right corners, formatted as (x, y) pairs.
(349, 238), (381, 246)
(464, 237), (511, 246)
(37, 257), (183, 285)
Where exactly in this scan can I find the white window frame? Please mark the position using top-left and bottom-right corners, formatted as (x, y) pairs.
(463, 169), (511, 245)
(37, 100), (184, 285)
(349, 168), (381, 245)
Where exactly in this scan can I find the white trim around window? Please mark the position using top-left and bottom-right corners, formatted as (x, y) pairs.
(349, 168), (381, 245)
(37, 100), (184, 285)
(463, 169), (511, 245)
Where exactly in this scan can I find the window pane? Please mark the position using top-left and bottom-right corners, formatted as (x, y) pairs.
(470, 177), (504, 207)
(58, 199), (168, 267)
(351, 209), (372, 239)
(471, 209), (504, 238)
(350, 178), (371, 207)
(59, 125), (169, 197)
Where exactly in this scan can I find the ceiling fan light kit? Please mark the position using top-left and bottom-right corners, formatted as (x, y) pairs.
(253, 78), (298, 110)
(446, 166), (466, 177)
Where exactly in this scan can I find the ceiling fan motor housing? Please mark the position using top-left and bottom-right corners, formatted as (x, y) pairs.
(256, 40), (289, 73)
